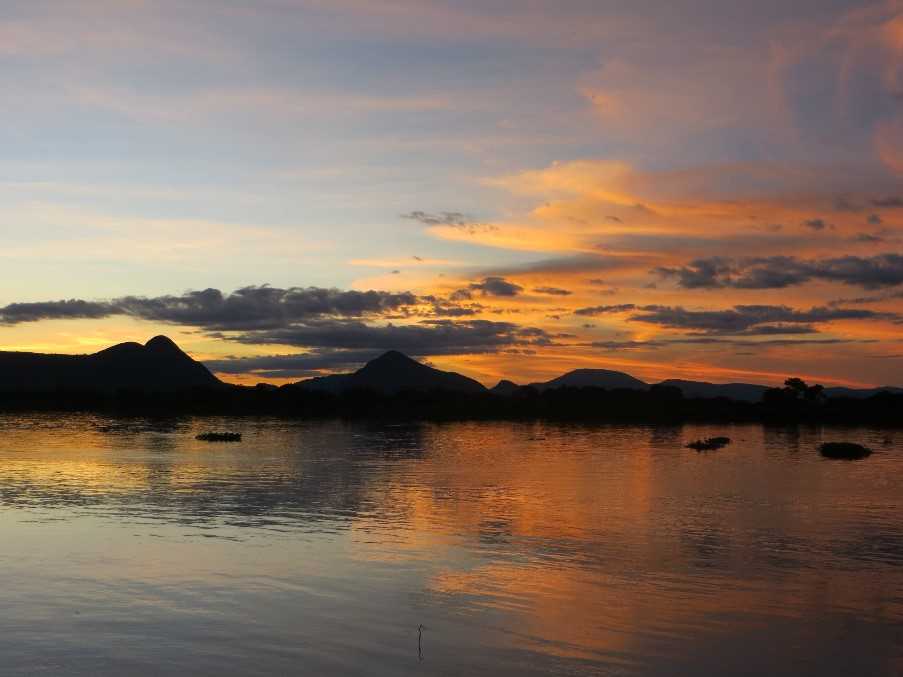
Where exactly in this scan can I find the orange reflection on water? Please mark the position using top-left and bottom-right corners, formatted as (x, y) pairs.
(1, 416), (901, 675)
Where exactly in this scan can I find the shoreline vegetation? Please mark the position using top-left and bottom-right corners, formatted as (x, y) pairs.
(1, 383), (901, 425)
(196, 432), (242, 442)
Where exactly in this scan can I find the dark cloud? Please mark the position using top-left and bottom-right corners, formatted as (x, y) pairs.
(448, 288), (473, 302)
(532, 286), (572, 296)
(115, 286), (419, 330)
(803, 218), (829, 231)
(589, 340), (664, 350)
(429, 305), (479, 317)
(418, 295), (484, 317)
(827, 290), (903, 306)
(852, 233), (884, 244)
(702, 337), (872, 346)
(226, 319), (557, 354)
(468, 276), (523, 297)
(655, 254), (903, 290)
(574, 304), (637, 316)
(654, 257), (735, 289)
(867, 214), (883, 225)
(205, 350), (383, 379)
(0, 299), (116, 324)
(809, 255), (903, 289)
(731, 324), (819, 336)
(605, 215), (623, 223)
(0, 286), (420, 329)
(589, 336), (873, 351)
(873, 196), (903, 208)
(629, 304), (889, 335)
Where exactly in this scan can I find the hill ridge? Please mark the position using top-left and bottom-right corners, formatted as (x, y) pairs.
(0, 336), (221, 392)
(2, 342), (900, 400)
(295, 350), (486, 394)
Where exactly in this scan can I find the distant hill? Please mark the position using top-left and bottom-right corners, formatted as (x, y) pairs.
(528, 369), (649, 392)
(295, 350), (487, 394)
(659, 378), (903, 402)
(822, 386), (903, 399)
(492, 371), (900, 402)
(658, 379), (769, 402)
(490, 379), (521, 396)
(658, 380), (903, 401)
(0, 335), (221, 392)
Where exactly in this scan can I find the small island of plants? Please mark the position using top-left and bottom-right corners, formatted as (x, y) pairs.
(196, 432), (242, 442)
(686, 436), (732, 451)
(819, 442), (872, 460)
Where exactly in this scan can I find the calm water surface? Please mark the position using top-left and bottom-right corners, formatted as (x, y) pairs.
(0, 415), (901, 676)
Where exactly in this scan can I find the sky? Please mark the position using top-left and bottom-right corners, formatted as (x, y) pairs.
(1, 0), (903, 388)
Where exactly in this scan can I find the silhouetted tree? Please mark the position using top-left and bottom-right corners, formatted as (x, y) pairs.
(805, 383), (825, 402)
(781, 377), (825, 403)
(784, 377), (808, 398)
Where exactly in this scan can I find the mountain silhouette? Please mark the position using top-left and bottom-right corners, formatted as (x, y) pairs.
(528, 368), (649, 391)
(658, 380), (902, 401)
(491, 371), (900, 401)
(490, 379), (521, 396)
(822, 385), (903, 399)
(0, 335), (221, 392)
(296, 350), (487, 394)
(3, 338), (900, 404)
(657, 379), (769, 402)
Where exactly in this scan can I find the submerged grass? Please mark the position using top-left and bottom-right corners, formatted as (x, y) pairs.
(196, 432), (242, 442)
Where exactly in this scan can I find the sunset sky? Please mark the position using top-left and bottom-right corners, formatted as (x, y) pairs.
(2, 0), (903, 387)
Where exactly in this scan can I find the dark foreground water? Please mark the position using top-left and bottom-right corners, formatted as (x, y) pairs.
(0, 415), (901, 676)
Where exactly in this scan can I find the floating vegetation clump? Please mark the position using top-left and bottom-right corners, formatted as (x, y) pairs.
(686, 436), (732, 451)
(819, 442), (871, 460)
(196, 432), (242, 442)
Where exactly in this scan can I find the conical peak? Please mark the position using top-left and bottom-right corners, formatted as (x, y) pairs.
(370, 350), (417, 365)
(145, 335), (184, 354)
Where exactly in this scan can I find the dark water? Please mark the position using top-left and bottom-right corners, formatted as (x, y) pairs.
(0, 415), (901, 676)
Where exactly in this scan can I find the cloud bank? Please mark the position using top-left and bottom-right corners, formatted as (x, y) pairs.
(655, 254), (903, 290)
